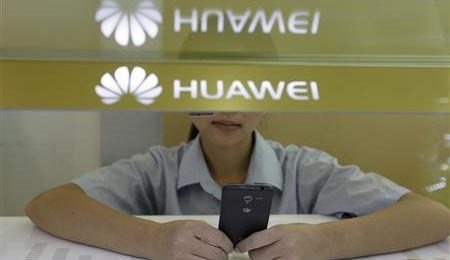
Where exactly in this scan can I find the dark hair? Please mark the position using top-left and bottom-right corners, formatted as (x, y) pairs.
(188, 124), (199, 142)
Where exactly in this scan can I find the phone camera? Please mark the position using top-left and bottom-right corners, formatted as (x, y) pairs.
(243, 195), (253, 204)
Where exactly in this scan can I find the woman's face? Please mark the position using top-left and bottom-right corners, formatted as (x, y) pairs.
(190, 112), (264, 148)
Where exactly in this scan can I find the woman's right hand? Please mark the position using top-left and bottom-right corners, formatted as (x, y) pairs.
(145, 220), (233, 260)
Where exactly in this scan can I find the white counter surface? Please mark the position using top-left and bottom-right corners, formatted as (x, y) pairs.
(2, 215), (449, 260)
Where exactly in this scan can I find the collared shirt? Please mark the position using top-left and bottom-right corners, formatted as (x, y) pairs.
(72, 132), (409, 217)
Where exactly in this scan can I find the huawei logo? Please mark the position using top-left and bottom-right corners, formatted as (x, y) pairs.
(95, 0), (162, 46)
(95, 66), (163, 105)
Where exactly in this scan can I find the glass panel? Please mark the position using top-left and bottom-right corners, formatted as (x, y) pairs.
(163, 112), (449, 208)
(1, 111), (448, 216)
(1, 110), (163, 215)
(2, 1), (448, 112)
(2, 0), (449, 59)
(1, 0), (448, 217)
(2, 61), (449, 112)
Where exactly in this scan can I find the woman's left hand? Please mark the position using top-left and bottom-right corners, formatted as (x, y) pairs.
(235, 223), (329, 260)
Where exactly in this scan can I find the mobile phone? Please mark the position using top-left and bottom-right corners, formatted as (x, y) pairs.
(218, 184), (274, 246)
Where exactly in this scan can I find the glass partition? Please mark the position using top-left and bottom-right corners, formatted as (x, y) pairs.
(1, 111), (448, 216)
(1, 0), (449, 216)
(2, 0), (449, 58)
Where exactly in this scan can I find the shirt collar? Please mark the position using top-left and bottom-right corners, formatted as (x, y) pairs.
(177, 131), (283, 199)
(246, 131), (283, 191)
(177, 136), (214, 187)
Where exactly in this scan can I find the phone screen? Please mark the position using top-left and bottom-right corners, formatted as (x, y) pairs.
(218, 184), (274, 245)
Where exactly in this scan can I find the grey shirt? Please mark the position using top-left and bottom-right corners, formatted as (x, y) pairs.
(72, 132), (409, 217)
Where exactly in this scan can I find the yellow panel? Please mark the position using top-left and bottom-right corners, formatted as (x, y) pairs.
(2, 60), (448, 112)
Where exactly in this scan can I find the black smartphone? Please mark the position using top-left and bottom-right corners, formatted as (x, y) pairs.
(218, 184), (274, 246)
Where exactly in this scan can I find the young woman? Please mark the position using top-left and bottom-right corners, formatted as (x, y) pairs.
(26, 112), (449, 259)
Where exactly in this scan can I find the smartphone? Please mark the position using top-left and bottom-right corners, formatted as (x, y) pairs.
(218, 184), (274, 246)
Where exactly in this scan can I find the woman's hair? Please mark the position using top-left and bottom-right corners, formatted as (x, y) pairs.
(188, 124), (199, 142)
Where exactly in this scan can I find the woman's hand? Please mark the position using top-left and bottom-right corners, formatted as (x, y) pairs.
(146, 220), (233, 260)
(235, 223), (328, 260)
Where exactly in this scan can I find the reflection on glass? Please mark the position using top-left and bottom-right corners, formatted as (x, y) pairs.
(4, 111), (449, 216)
(95, 0), (162, 46)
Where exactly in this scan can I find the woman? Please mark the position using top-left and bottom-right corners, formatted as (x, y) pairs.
(26, 112), (449, 259)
